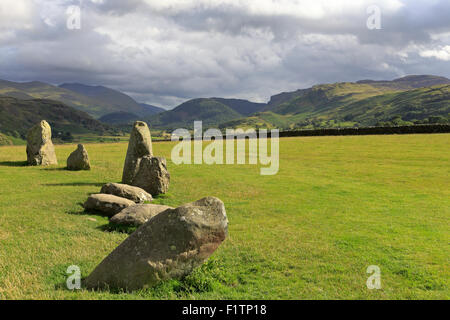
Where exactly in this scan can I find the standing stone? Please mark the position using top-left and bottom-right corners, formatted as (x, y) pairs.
(100, 183), (153, 203)
(130, 156), (170, 196)
(110, 204), (173, 226)
(122, 121), (153, 185)
(85, 197), (228, 291)
(26, 120), (58, 166)
(67, 144), (90, 170)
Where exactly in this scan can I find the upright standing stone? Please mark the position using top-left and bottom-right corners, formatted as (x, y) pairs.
(122, 121), (153, 184)
(85, 197), (228, 291)
(26, 120), (58, 166)
(131, 156), (170, 196)
(67, 144), (91, 170)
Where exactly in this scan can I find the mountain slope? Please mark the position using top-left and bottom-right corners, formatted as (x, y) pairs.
(0, 80), (162, 118)
(267, 75), (450, 109)
(99, 112), (141, 125)
(0, 80), (118, 118)
(222, 84), (450, 129)
(146, 98), (244, 129)
(0, 97), (111, 138)
(210, 98), (266, 115)
(139, 103), (166, 115)
(59, 83), (157, 117)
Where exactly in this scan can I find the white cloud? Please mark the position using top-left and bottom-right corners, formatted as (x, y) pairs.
(420, 45), (450, 61)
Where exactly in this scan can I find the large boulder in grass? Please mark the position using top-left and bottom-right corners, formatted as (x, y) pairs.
(85, 197), (228, 291)
(122, 121), (153, 185)
(130, 156), (170, 196)
(26, 120), (58, 166)
(67, 144), (90, 170)
(100, 183), (152, 203)
(110, 204), (173, 226)
(83, 194), (136, 217)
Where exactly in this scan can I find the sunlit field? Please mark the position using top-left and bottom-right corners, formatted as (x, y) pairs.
(0, 134), (448, 299)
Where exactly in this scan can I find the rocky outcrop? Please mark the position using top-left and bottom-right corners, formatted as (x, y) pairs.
(85, 197), (228, 291)
(26, 120), (57, 166)
(67, 144), (90, 170)
(100, 183), (152, 203)
(110, 204), (172, 226)
(122, 121), (153, 185)
(83, 194), (136, 217)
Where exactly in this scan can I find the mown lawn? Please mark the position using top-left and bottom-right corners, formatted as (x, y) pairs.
(0, 134), (448, 299)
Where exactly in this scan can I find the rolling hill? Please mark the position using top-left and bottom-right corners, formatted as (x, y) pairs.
(267, 75), (450, 108)
(0, 80), (164, 118)
(145, 98), (257, 129)
(59, 83), (160, 117)
(222, 84), (450, 129)
(219, 76), (449, 129)
(99, 111), (141, 125)
(0, 96), (112, 139)
(139, 103), (166, 115)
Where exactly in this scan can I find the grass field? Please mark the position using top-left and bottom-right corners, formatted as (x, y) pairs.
(0, 134), (449, 299)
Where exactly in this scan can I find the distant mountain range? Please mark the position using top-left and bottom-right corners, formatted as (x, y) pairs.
(146, 75), (449, 130)
(0, 75), (448, 142)
(0, 80), (165, 119)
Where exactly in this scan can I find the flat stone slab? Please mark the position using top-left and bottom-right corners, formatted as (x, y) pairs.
(100, 183), (153, 203)
(110, 204), (173, 226)
(83, 194), (136, 217)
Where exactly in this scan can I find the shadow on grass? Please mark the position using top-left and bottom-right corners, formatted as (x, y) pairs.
(0, 161), (28, 167)
(44, 182), (105, 187)
(67, 204), (107, 217)
(97, 223), (137, 234)
(40, 167), (67, 171)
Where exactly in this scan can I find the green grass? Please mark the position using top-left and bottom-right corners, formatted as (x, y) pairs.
(0, 134), (449, 299)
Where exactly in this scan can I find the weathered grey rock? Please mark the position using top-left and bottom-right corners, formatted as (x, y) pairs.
(85, 197), (228, 291)
(122, 121), (153, 184)
(67, 144), (90, 170)
(83, 194), (136, 217)
(110, 204), (173, 226)
(100, 183), (153, 203)
(26, 120), (57, 166)
(130, 156), (170, 196)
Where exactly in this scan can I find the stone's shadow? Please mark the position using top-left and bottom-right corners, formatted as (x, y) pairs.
(44, 182), (106, 187)
(67, 204), (109, 218)
(97, 223), (137, 235)
(0, 161), (28, 167)
(40, 167), (67, 171)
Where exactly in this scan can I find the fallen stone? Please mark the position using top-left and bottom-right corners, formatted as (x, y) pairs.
(26, 120), (57, 166)
(131, 156), (170, 195)
(100, 183), (153, 203)
(83, 194), (136, 217)
(67, 144), (90, 170)
(85, 197), (228, 291)
(122, 121), (153, 185)
(110, 204), (173, 226)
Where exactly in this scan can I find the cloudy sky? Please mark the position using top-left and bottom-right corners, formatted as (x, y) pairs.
(0, 0), (449, 109)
